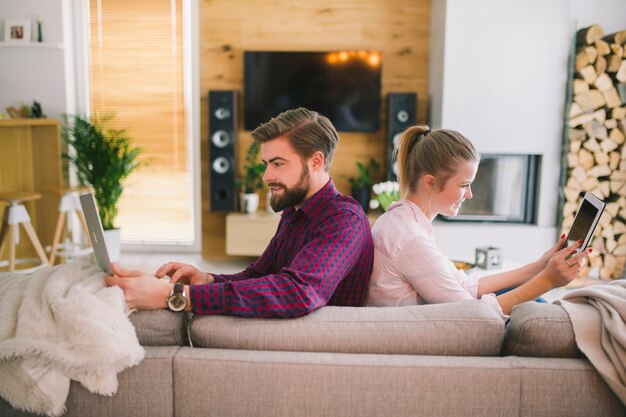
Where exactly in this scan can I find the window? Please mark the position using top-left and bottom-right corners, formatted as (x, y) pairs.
(87, 0), (195, 245)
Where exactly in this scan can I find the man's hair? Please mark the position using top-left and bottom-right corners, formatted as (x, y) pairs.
(395, 125), (479, 196)
(251, 107), (339, 172)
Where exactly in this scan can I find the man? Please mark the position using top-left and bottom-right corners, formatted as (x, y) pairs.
(105, 107), (374, 317)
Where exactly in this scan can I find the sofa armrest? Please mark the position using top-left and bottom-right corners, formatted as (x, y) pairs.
(130, 310), (189, 346)
(501, 302), (581, 358)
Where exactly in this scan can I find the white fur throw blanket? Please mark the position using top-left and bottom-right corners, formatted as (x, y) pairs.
(556, 280), (626, 405)
(0, 262), (144, 416)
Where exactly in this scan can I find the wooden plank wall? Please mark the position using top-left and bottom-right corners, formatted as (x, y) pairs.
(200, 0), (430, 258)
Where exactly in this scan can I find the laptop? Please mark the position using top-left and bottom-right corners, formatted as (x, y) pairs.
(79, 192), (112, 274)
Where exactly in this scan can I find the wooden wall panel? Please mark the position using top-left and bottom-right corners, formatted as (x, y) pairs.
(200, 0), (430, 258)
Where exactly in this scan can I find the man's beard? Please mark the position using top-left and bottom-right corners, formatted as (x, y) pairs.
(268, 166), (310, 212)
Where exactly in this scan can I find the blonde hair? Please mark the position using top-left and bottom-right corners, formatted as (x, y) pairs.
(251, 107), (339, 172)
(395, 125), (479, 197)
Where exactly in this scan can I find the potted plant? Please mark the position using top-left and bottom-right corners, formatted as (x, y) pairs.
(237, 140), (265, 213)
(62, 113), (142, 261)
(348, 158), (380, 213)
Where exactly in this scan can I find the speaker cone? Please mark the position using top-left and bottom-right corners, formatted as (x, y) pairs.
(211, 129), (232, 148)
(212, 156), (231, 174)
(214, 107), (231, 120)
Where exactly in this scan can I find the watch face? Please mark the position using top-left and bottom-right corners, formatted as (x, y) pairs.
(167, 294), (187, 312)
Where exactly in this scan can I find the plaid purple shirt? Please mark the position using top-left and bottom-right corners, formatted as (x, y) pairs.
(189, 180), (373, 317)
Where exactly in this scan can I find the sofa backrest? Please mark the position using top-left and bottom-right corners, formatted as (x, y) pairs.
(189, 301), (505, 356)
(501, 301), (582, 358)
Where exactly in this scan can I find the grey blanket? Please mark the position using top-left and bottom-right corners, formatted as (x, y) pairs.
(556, 279), (626, 405)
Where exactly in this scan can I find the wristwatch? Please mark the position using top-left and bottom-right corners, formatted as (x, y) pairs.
(166, 283), (188, 312)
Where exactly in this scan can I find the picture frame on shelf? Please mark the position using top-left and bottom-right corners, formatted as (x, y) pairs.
(4, 20), (31, 43)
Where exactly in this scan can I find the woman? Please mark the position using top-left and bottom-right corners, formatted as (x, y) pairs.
(365, 125), (590, 319)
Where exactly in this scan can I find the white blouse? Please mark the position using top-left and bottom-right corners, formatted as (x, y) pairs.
(365, 199), (507, 320)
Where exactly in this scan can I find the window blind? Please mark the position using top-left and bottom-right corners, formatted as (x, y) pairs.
(88, 0), (193, 244)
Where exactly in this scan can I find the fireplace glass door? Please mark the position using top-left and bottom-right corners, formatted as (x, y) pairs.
(442, 154), (540, 223)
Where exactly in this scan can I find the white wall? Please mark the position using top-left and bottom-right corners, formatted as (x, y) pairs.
(429, 0), (626, 263)
(0, 0), (73, 118)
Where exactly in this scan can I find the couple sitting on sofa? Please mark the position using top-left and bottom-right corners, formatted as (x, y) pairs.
(106, 107), (591, 320)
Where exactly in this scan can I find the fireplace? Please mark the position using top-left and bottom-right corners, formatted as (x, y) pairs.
(442, 154), (541, 223)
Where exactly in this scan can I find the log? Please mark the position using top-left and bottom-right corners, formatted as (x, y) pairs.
(617, 83), (626, 104)
(569, 102), (583, 119)
(584, 120), (607, 139)
(593, 109), (606, 122)
(618, 61), (626, 83)
(577, 25), (605, 46)
(610, 107), (625, 120)
(614, 245), (626, 256)
(603, 88), (623, 108)
(600, 138), (619, 152)
(595, 39), (611, 56)
(574, 89), (605, 111)
(576, 50), (590, 70)
(585, 46), (598, 63)
(594, 73), (613, 92)
(611, 181), (626, 194)
(571, 166), (587, 184)
(582, 137), (601, 152)
(570, 140), (582, 153)
(564, 186), (582, 202)
(581, 177), (600, 192)
(609, 127), (625, 145)
(599, 181), (611, 198)
(614, 222), (626, 235)
(595, 55), (607, 75)
(603, 30), (626, 46)
(607, 54), (622, 73)
(567, 153), (578, 168)
(578, 148), (595, 169)
(605, 202), (620, 217)
(610, 151), (621, 169)
(569, 128), (587, 142)
(588, 164), (612, 178)
(605, 119), (618, 129)
(610, 43), (623, 56)
(594, 151), (610, 165)
(568, 112), (595, 127)
(578, 65), (598, 84)
(563, 201), (579, 217)
(573, 79), (590, 95)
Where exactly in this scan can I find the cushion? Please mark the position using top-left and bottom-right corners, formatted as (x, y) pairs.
(501, 302), (581, 358)
(190, 300), (505, 356)
(129, 310), (189, 346)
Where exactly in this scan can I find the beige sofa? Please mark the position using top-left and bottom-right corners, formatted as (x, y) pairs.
(1, 301), (624, 417)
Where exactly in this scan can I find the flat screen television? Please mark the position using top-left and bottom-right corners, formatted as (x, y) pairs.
(244, 51), (383, 132)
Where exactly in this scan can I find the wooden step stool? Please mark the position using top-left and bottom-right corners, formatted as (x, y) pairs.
(48, 187), (93, 265)
(0, 192), (50, 272)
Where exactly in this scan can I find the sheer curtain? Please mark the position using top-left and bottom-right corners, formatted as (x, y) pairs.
(87, 0), (195, 246)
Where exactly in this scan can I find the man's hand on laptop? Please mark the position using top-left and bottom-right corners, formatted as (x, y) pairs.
(155, 262), (215, 285)
(105, 263), (173, 310)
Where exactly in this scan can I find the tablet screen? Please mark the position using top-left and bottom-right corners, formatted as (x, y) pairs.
(564, 193), (604, 252)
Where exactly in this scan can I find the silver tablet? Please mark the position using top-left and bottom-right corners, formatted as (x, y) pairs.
(79, 192), (112, 274)
(562, 192), (605, 253)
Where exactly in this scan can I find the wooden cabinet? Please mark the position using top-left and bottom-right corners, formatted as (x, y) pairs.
(226, 211), (379, 257)
(0, 119), (64, 258)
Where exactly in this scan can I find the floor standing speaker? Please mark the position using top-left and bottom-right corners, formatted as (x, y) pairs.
(387, 92), (417, 180)
(209, 90), (238, 212)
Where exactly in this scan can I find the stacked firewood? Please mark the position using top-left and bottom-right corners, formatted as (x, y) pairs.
(564, 24), (626, 279)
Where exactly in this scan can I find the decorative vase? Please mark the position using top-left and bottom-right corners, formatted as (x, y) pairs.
(102, 228), (121, 263)
(351, 187), (371, 214)
(241, 193), (259, 214)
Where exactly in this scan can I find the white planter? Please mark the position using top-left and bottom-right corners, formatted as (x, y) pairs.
(103, 228), (121, 263)
(241, 193), (259, 214)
